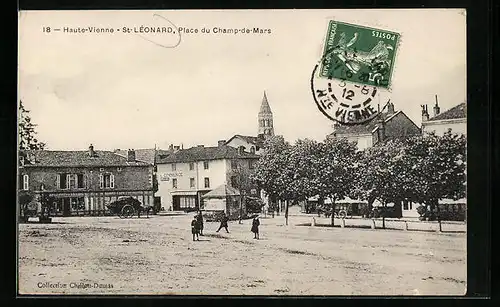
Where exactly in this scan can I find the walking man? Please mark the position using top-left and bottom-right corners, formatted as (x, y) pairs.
(191, 215), (200, 241)
(216, 213), (230, 233)
(251, 216), (260, 239)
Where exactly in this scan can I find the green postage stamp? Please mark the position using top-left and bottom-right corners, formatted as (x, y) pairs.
(319, 20), (400, 89)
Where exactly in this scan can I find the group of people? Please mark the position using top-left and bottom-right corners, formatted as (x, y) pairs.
(191, 211), (260, 241)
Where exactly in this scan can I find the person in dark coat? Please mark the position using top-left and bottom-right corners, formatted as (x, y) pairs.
(191, 216), (200, 241)
(216, 213), (229, 233)
(196, 211), (204, 236)
(251, 216), (260, 239)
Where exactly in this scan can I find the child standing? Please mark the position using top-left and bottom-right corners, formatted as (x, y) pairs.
(191, 216), (200, 241)
(251, 216), (260, 239)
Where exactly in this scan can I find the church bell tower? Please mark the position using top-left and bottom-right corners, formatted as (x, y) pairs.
(258, 91), (274, 138)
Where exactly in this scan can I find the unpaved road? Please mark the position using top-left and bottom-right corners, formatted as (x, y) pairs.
(18, 214), (466, 295)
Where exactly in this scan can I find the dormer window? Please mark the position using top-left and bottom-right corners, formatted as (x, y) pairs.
(250, 146), (256, 154)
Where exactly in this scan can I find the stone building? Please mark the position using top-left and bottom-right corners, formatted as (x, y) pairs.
(225, 91), (275, 155)
(327, 101), (421, 151)
(421, 97), (466, 136)
(155, 144), (260, 212)
(18, 145), (155, 216)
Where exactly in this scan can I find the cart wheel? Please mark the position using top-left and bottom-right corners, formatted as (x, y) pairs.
(338, 210), (347, 219)
(122, 205), (134, 218)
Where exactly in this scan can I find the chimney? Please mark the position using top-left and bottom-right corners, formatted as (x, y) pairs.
(127, 149), (136, 162)
(421, 104), (429, 122)
(386, 101), (395, 114)
(173, 145), (180, 152)
(433, 95), (441, 117)
(89, 144), (95, 157)
(169, 144), (173, 151)
(218, 140), (226, 147)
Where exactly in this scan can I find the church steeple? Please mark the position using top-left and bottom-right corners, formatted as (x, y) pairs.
(258, 91), (274, 138)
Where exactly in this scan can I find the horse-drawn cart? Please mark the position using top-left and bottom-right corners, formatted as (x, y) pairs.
(106, 196), (152, 219)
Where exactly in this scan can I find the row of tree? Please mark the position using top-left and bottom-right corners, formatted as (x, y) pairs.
(249, 131), (466, 228)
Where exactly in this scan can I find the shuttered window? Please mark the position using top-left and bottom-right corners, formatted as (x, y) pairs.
(22, 174), (29, 190)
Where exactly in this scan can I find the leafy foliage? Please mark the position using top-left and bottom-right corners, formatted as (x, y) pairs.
(404, 131), (466, 205)
(19, 101), (46, 150)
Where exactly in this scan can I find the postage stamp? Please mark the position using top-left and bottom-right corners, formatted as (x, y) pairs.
(319, 20), (400, 89)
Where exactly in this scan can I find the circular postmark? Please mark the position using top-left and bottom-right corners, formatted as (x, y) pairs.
(311, 20), (399, 125)
(311, 54), (386, 125)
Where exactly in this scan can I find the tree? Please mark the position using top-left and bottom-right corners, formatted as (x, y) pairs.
(355, 139), (408, 229)
(404, 131), (466, 228)
(230, 163), (261, 223)
(315, 138), (359, 226)
(250, 136), (294, 221)
(19, 101), (46, 150)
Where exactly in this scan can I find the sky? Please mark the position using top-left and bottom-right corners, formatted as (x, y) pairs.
(18, 9), (466, 151)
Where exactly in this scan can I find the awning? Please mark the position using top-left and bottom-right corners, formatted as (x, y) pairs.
(171, 191), (198, 196)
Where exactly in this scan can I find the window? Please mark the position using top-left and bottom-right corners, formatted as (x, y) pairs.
(99, 168), (104, 172)
(67, 174), (77, 189)
(99, 173), (115, 189)
(77, 174), (84, 188)
(203, 161), (209, 170)
(204, 177), (210, 188)
(231, 160), (238, 170)
(172, 178), (178, 189)
(179, 196), (196, 209)
(117, 167), (122, 172)
(250, 146), (256, 154)
(189, 163), (194, 171)
(230, 176), (239, 188)
(248, 160), (255, 169)
(20, 156), (25, 166)
(171, 163), (176, 171)
(57, 173), (67, 189)
(22, 174), (29, 190)
(190, 178), (195, 188)
(70, 197), (85, 211)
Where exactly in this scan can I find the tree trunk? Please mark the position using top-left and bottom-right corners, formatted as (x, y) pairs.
(239, 197), (243, 224)
(435, 199), (442, 232)
(382, 201), (386, 229)
(285, 200), (289, 226)
(331, 198), (336, 227)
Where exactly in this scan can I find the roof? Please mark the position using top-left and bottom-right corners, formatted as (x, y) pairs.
(427, 103), (466, 121)
(225, 134), (265, 148)
(259, 91), (272, 114)
(20, 150), (150, 167)
(328, 111), (401, 137)
(202, 184), (241, 198)
(156, 145), (260, 164)
(114, 148), (171, 164)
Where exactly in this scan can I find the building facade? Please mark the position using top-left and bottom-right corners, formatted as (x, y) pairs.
(327, 102), (421, 151)
(18, 145), (155, 216)
(156, 144), (260, 211)
(421, 100), (466, 136)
